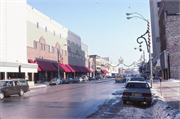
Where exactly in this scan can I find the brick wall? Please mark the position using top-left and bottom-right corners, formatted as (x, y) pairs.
(166, 15), (180, 79)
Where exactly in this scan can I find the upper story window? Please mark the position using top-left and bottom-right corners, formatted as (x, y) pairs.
(45, 27), (47, 32)
(40, 44), (42, 50)
(62, 50), (63, 55)
(34, 42), (37, 48)
(68, 52), (71, 57)
(57, 49), (59, 53)
(37, 22), (39, 28)
(48, 46), (50, 52)
(52, 47), (54, 53)
(43, 44), (45, 50)
(54, 31), (55, 36)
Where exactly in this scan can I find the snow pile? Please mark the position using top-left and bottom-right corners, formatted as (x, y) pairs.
(164, 78), (180, 82)
(114, 89), (179, 119)
(151, 89), (179, 119)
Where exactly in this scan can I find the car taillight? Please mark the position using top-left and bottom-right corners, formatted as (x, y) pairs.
(123, 92), (131, 96)
(142, 93), (152, 97)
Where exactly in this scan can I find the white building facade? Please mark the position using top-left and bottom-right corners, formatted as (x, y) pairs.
(0, 0), (38, 80)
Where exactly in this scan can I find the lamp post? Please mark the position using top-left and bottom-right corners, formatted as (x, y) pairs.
(57, 44), (68, 79)
(126, 12), (153, 87)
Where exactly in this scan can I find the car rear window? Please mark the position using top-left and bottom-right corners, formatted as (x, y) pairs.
(116, 76), (123, 78)
(126, 83), (149, 89)
(19, 81), (28, 85)
(130, 78), (145, 81)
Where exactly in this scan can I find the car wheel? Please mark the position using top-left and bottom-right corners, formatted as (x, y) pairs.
(19, 89), (24, 96)
(123, 100), (126, 104)
(0, 92), (5, 100)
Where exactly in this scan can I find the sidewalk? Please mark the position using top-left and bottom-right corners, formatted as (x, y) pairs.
(152, 78), (180, 112)
(28, 81), (49, 89)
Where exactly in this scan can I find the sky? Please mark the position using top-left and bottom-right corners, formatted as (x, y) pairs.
(27, 0), (151, 70)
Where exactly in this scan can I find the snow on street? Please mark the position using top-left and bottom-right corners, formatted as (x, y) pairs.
(87, 78), (180, 119)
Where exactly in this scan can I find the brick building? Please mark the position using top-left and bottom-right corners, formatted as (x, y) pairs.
(158, 0), (180, 79)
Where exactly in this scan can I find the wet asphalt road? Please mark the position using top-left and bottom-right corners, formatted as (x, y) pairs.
(0, 78), (125, 119)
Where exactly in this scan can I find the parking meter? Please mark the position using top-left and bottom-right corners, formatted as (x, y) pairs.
(159, 77), (162, 95)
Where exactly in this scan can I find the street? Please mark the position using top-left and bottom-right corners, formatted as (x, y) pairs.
(0, 78), (179, 119)
(0, 78), (125, 119)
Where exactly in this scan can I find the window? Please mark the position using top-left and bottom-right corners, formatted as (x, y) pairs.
(48, 46), (50, 52)
(157, 2), (161, 7)
(52, 47), (54, 53)
(40, 44), (42, 50)
(37, 22), (39, 28)
(45, 26), (47, 32)
(19, 80), (27, 85)
(43, 44), (45, 50)
(34, 42), (37, 48)
(62, 50), (63, 55)
(57, 49), (59, 53)
(75, 42), (76, 45)
(54, 31), (55, 36)
(68, 53), (71, 57)
(60, 34), (61, 38)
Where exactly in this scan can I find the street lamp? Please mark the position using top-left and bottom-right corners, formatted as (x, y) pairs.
(126, 12), (153, 87)
(57, 44), (68, 79)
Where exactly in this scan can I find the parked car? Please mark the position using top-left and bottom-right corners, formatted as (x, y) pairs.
(81, 75), (89, 81)
(115, 76), (126, 83)
(0, 79), (30, 100)
(129, 77), (146, 82)
(62, 77), (75, 84)
(89, 77), (96, 81)
(49, 78), (62, 85)
(122, 81), (152, 106)
(96, 75), (102, 80)
(74, 77), (83, 83)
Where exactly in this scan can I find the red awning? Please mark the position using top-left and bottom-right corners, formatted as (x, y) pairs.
(75, 66), (87, 73)
(60, 64), (71, 72)
(52, 63), (65, 72)
(82, 67), (89, 72)
(84, 67), (93, 73)
(35, 60), (57, 71)
(65, 64), (75, 72)
(28, 59), (41, 71)
(101, 69), (109, 74)
(69, 65), (81, 72)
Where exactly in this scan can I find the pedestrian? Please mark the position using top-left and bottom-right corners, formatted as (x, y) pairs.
(144, 75), (147, 80)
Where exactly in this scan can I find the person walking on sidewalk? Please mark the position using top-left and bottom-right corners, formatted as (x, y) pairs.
(144, 75), (147, 80)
